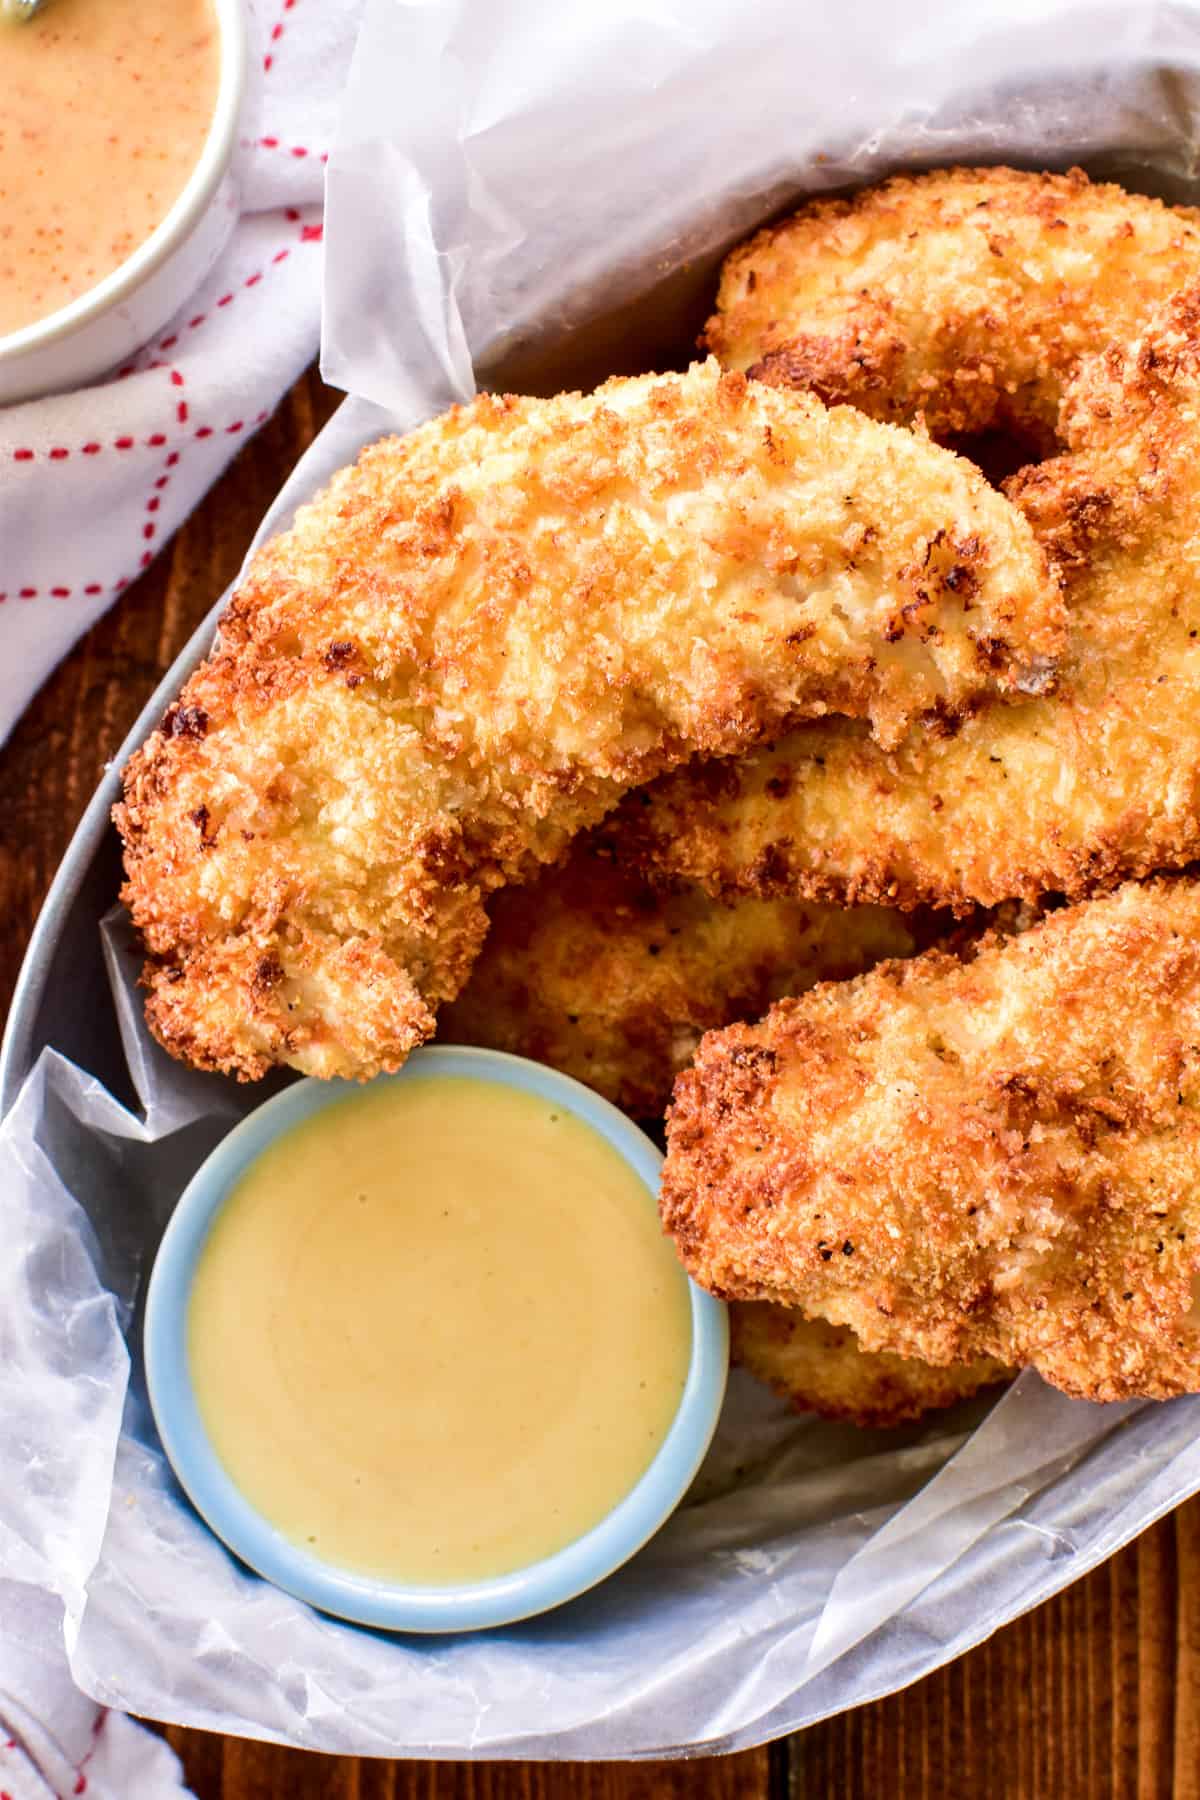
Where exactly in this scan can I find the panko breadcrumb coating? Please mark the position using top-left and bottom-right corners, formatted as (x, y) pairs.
(117, 361), (1060, 1080)
(628, 283), (1200, 913)
(708, 165), (1200, 450)
(441, 836), (918, 1116)
(730, 1305), (1010, 1429)
(662, 878), (1200, 1403)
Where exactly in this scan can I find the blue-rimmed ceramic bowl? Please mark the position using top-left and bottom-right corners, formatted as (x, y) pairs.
(143, 1044), (728, 1633)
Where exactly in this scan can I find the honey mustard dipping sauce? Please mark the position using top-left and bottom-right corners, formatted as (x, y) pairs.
(187, 1074), (694, 1585)
(0, 0), (220, 336)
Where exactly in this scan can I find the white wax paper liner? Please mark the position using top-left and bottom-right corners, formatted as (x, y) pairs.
(5, 0), (1200, 1756)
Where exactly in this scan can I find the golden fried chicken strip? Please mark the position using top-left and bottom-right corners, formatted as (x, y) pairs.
(663, 878), (1200, 1403)
(730, 1304), (1010, 1429)
(708, 165), (1200, 449)
(629, 285), (1200, 912)
(441, 836), (917, 1115)
(117, 362), (1061, 1081)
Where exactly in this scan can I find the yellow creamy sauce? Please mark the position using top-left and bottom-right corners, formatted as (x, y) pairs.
(0, 0), (219, 336)
(188, 1077), (693, 1585)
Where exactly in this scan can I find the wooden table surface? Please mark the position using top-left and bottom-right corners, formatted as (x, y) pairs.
(3, 368), (1199, 1800)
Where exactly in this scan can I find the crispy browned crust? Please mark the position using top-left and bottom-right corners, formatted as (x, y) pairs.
(730, 1304), (1010, 1428)
(631, 283), (1200, 914)
(116, 362), (1060, 1080)
(662, 877), (1200, 1402)
(441, 835), (919, 1115)
(706, 165), (1200, 447)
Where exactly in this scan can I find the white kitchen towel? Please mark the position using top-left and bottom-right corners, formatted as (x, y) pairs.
(0, 0), (361, 1786)
(0, 0), (364, 745)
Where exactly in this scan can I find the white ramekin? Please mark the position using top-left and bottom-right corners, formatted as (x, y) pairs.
(0, 0), (247, 406)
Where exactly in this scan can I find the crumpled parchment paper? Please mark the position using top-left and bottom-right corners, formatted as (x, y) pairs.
(5, 0), (1200, 1757)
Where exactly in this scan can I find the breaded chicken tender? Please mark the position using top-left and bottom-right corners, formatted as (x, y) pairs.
(441, 836), (918, 1115)
(730, 1305), (1010, 1428)
(629, 285), (1200, 912)
(118, 362), (1061, 1081)
(662, 878), (1200, 1403)
(708, 165), (1200, 450)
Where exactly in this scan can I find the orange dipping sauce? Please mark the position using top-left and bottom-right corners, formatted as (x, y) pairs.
(0, 0), (220, 336)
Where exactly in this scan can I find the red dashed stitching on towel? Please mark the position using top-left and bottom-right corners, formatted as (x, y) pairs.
(9, 426), (190, 463)
(107, 204), (317, 380)
(259, 135), (329, 164)
(0, 579), (124, 603)
(71, 1714), (107, 1798)
(137, 222), (316, 361)
(171, 364), (189, 425)
(4, 401), (266, 601)
(263, 0), (298, 72)
(138, 438), (180, 564)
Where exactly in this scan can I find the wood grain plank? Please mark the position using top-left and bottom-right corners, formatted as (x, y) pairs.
(1176, 1507), (1200, 1800)
(1111, 1537), (1140, 1799)
(160, 1736), (771, 1800)
(4, 364), (1197, 1797)
(1137, 1527), (1176, 1800)
(788, 1518), (1193, 1800)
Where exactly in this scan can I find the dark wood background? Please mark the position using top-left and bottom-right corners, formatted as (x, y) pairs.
(3, 369), (1199, 1799)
